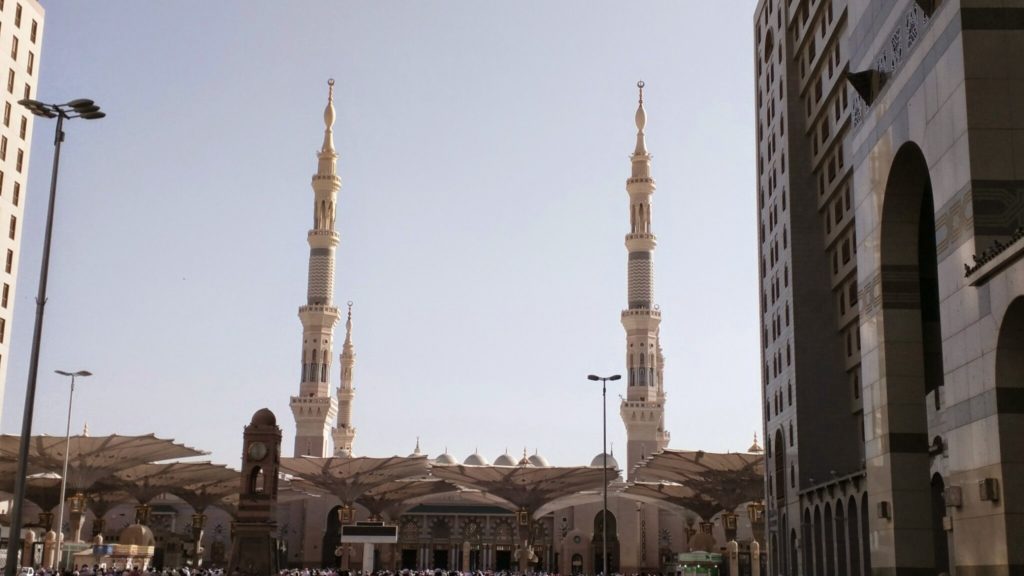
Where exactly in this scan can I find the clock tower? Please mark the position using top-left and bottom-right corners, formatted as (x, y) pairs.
(228, 408), (282, 576)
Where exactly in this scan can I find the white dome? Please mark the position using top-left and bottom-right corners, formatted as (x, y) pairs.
(464, 452), (490, 466)
(528, 453), (550, 467)
(590, 452), (618, 469)
(494, 453), (517, 466)
(435, 452), (458, 465)
(517, 455), (535, 467)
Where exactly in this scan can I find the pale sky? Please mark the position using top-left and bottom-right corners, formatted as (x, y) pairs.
(2, 1), (761, 470)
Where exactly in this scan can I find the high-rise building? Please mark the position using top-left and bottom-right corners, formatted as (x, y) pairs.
(289, 80), (340, 457)
(619, 82), (670, 479)
(0, 0), (43, 429)
(756, 0), (1024, 574)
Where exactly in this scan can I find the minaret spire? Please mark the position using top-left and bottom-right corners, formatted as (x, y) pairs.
(333, 300), (358, 455)
(290, 80), (342, 457)
(619, 81), (670, 480)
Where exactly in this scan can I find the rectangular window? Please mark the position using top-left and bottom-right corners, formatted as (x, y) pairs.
(30, 20), (36, 43)
(15, 148), (22, 172)
(0, 317), (6, 343)
(8, 215), (14, 239)
(0, 170), (4, 196)
(26, 51), (32, 75)
(6, 69), (13, 93)
(18, 116), (25, 139)
(22, 83), (29, 99)
(4, 249), (11, 274)
(2, 283), (8, 308)
(2, 102), (8, 126)
(1, 136), (7, 160)
(12, 182), (17, 206)
(15, 4), (22, 27)
(10, 36), (17, 60)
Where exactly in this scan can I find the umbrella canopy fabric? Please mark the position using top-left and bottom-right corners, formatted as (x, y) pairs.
(102, 461), (237, 505)
(429, 463), (610, 515)
(0, 434), (207, 492)
(279, 455), (430, 504)
(631, 449), (764, 517)
(356, 478), (461, 519)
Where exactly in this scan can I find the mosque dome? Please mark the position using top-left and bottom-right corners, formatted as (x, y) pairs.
(119, 524), (155, 547)
(464, 452), (490, 466)
(251, 408), (276, 426)
(336, 448), (353, 459)
(689, 532), (716, 553)
(494, 452), (517, 467)
(517, 454), (535, 467)
(528, 452), (550, 467)
(590, 452), (619, 469)
(435, 452), (458, 465)
(748, 433), (763, 454)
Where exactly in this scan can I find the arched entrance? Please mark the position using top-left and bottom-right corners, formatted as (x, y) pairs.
(874, 140), (944, 570)
(930, 474), (950, 572)
(571, 553), (583, 575)
(996, 296), (1024, 556)
(322, 505), (342, 568)
(591, 511), (619, 574)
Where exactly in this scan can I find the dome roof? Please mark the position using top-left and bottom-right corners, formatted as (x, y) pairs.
(119, 524), (155, 547)
(464, 452), (490, 466)
(748, 433), (763, 454)
(689, 532), (716, 553)
(493, 453), (517, 466)
(528, 453), (550, 467)
(435, 452), (458, 465)
(250, 408), (276, 426)
(517, 455), (535, 467)
(590, 452), (619, 469)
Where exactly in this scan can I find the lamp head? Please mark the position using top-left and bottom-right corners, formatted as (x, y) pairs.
(609, 374), (622, 381)
(587, 375), (600, 381)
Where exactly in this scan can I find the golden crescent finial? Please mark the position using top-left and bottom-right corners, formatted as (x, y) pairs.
(328, 78), (335, 100)
(637, 80), (645, 104)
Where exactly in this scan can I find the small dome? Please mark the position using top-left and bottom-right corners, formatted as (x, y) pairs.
(748, 433), (763, 454)
(435, 452), (458, 465)
(590, 453), (619, 469)
(517, 455), (534, 467)
(119, 524), (155, 547)
(464, 452), (490, 466)
(494, 453), (517, 467)
(528, 453), (550, 467)
(336, 448), (353, 459)
(251, 408), (276, 426)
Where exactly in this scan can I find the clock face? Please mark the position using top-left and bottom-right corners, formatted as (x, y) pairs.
(248, 441), (268, 461)
(573, 535), (582, 544)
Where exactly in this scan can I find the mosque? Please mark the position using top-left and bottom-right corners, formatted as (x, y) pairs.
(274, 80), (763, 574)
(0, 80), (761, 575)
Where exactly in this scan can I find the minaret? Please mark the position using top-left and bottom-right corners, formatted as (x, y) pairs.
(289, 79), (341, 457)
(619, 81), (670, 480)
(332, 301), (357, 455)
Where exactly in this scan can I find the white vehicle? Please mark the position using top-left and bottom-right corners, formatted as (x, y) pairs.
(17, 568), (34, 576)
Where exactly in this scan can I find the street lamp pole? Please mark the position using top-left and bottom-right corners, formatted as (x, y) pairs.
(53, 369), (91, 572)
(588, 373), (620, 576)
(3, 98), (104, 576)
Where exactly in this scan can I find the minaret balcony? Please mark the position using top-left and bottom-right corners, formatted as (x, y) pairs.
(625, 233), (657, 251)
(299, 304), (342, 325)
(308, 229), (341, 248)
(311, 173), (341, 186)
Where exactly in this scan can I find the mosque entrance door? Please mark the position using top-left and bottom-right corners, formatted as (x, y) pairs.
(433, 548), (449, 569)
(495, 548), (512, 571)
(571, 553), (583, 575)
(401, 549), (417, 569)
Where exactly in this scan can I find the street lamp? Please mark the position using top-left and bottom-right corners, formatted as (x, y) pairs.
(3, 98), (104, 576)
(588, 373), (620, 576)
(53, 369), (91, 572)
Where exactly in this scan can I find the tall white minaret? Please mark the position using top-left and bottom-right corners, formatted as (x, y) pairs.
(619, 81), (670, 479)
(332, 301), (357, 455)
(290, 79), (341, 457)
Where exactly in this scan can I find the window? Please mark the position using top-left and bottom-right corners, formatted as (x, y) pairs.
(8, 215), (14, 239)
(0, 170), (4, 195)
(18, 116), (25, 139)
(3, 102), (9, 126)
(22, 83), (29, 99)
(2, 283), (8, 308)
(15, 149), (22, 172)
(26, 51), (32, 75)
(10, 36), (16, 60)
(1, 136), (7, 160)
(0, 317), (5, 343)
(4, 249), (11, 274)
(6, 69), (13, 93)
(12, 182), (18, 206)
(15, 4), (22, 27)
(30, 20), (36, 43)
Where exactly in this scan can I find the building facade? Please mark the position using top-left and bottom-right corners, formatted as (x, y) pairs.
(0, 0), (43, 429)
(755, 0), (1024, 574)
